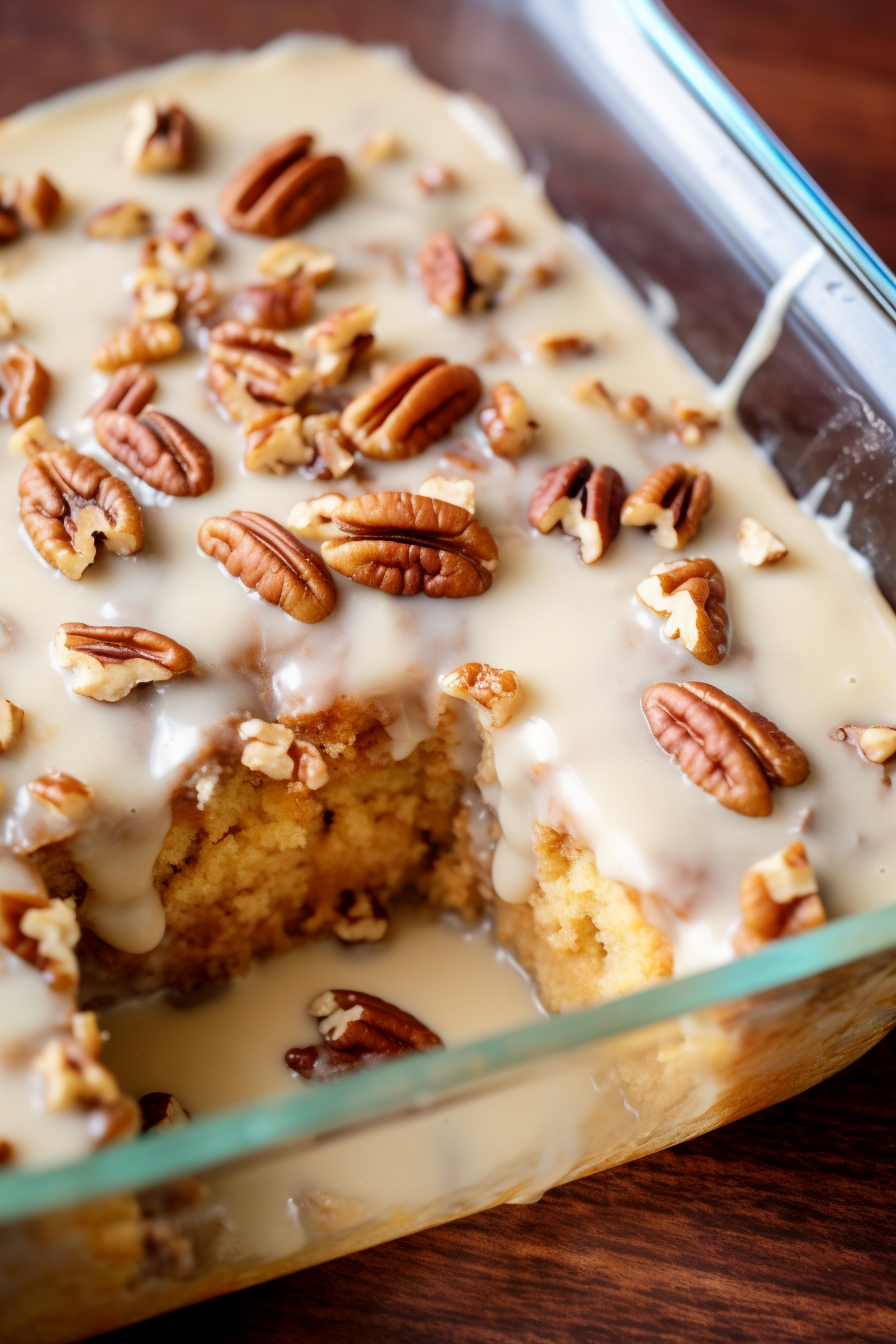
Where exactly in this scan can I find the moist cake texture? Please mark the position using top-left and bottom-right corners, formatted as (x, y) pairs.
(1, 38), (896, 1184)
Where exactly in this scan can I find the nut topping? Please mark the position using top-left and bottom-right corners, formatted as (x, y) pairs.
(305, 302), (376, 388)
(569, 377), (653, 431)
(440, 662), (521, 728)
(7, 173), (63, 231)
(233, 276), (315, 329)
(300, 413), (356, 479)
(55, 623), (196, 702)
(360, 129), (403, 163)
(238, 718), (329, 787)
(85, 364), (157, 419)
(286, 492), (346, 541)
(219, 133), (348, 236)
(830, 724), (896, 765)
(18, 428), (144, 579)
(85, 199), (151, 240)
(526, 330), (594, 361)
(735, 841), (826, 955)
(321, 491), (499, 599)
(122, 98), (195, 173)
(0, 295), (15, 338)
(256, 239), (336, 285)
(92, 320), (183, 371)
(139, 1092), (191, 1132)
(529, 456), (624, 564)
(737, 516), (789, 567)
(418, 231), (472, 316)
(0, 700), (24, 752)
(478, 381), (538, 458)
(418, 474), (475, 513)
(151, 208), (216, 270)
(198, 510), (336, 624)
(413, 164), (458, 195)
(332, 892), (389, 944)
(621, 463), (712, 550)
(1, 344), (51, 426)
(0, 858), (78, 992)
(94, 408), (214, 497)
(207, 320), (313, 405)
(465, 206), (512, 245)
(340, 356), (481, 461)
(244, 411), (312, 474)
(285, 989), (442, 1082)
(27, 771), (94, 820)
(642, 681), (808, 816)
(636, 557), (729, 666)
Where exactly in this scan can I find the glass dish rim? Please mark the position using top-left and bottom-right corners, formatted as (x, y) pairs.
(4, 3), (896, 1225)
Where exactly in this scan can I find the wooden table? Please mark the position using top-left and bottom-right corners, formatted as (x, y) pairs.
(3, 2), (894, 1340)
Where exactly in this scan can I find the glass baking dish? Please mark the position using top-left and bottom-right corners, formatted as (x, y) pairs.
(3, 1), (896, 1339)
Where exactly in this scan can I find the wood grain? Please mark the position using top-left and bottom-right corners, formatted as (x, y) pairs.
(1, 2), (893, 1340)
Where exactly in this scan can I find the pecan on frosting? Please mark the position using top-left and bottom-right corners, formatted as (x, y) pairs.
(286, 989), (442, 1082)
(321, 491), (498, 599)
(198, 510), (336, 624)
(340, 356), (481, 461)
(621, 462), (712, 550)
(529, 456), (624, 564)
(219, 132), (348, 236)
(636, 557), (729, 666)
(95, 408), (213, 497)
(0, 344), (51, 427)
(55, 623), (196, 702)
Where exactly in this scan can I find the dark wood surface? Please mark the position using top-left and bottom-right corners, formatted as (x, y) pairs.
(1, 2), (893, 1340)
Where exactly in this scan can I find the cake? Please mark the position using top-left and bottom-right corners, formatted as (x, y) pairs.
(1, 36), (896, 1341)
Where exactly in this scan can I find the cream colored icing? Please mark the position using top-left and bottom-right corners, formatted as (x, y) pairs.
(2, 38), (896, 1171)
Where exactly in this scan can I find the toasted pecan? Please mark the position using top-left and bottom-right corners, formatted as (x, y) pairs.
(198, 510), (336, 623)
(95, 408), (213, 497)
(219, 133), (348, 236)
(340, 356), (480, 460)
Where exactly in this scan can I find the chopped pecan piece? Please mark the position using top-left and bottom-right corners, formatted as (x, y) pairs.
(55, 623), (195, 702)
(636, 557), (729, 666)
(28, 771), (94, 821)
(233, 276), (315, 329)
(332, 892), (389, 944)
(621, 463), (712, 550)
(85, 364), (157, 419)
(478, 381), (538, 458)
(1, 344), (51, 426)
(94, 408), (214, 497)
(244, 411), (312, 474)
(737, 516), (789, 567)
(642, 681), (808, 816)
(413, 164), (458, 195)
(735, 841), (826, 955)
(256, 238), (336, 285)
(207, 320), (313, 405)
(300, 413), (356, 479)
(668, 399), (720, 447)
(526, 330), (594, 361)
(465, 206), (512, 245)
(238, 718), (329, 787)
(122, 98), (195, 173)
(529, 456), (624, 564)
(830, 724), (896, 765)
(33, 1037), (122, 1114)
(418, 474), (475, 513)
(18, 431), (143, 579)
(0, 857), (78, 992)
(139, 1092), (191, 1132)
(219, 133), (348, 236)
(360, 129), (402, 162)
(340, 356), (481, 461)
(92, 320), (183, 371)
(85, 199), (151, 240)
(198, 510), (336, 624)
(0, 1141), (13, 1166)
(0, 700), (24, 752)
(286, 989), (442, 1081)
(305, 303), (376, 388)
(569, 377), (653, 430)
(152, 208), (216, 270)
(286, 492), (346, 541)
(322, 491), (498, 599)
(11, 174), (63, 230)
(440, 662), (521, 728)
(418, 231), (472, 316)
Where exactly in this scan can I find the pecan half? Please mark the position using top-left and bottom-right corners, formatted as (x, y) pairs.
(642, 682), (808, 816)
(478, 381), (537, 458)
(206, 361), (272, 431)
(735, 841), (826, 955)
(85, 199), (151, 240)
(92, 320), (183, 371)
(233, 276), (314, 329)
(198, 510), (336, 624)
(122, 98), (195, 173)
(207, 320), (313, 405)
(440, 662), (521, 728)
(1, 344), (51, 426)
(139, 1092), (191, 1132)
(621, 463), (712, 550)
(636, 557), (729, 665)
(322, 492), (498, 599)
(736, 516), (788, 567)
(831, 724), (896, 765)
(86, 364), (156, 419)
(340, 356), (481, 461)
(529, 456), (624, 564)
(418, 231), (473, 316)
(11, 174), (63, 230)
(219, 133), (348, 236)
(668, 399), (720, 447)
(55, 623), (195, 702)
(94, 408), (213, 497)
(19, 436), (143, 579)
(285, 989), (442, 1081)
